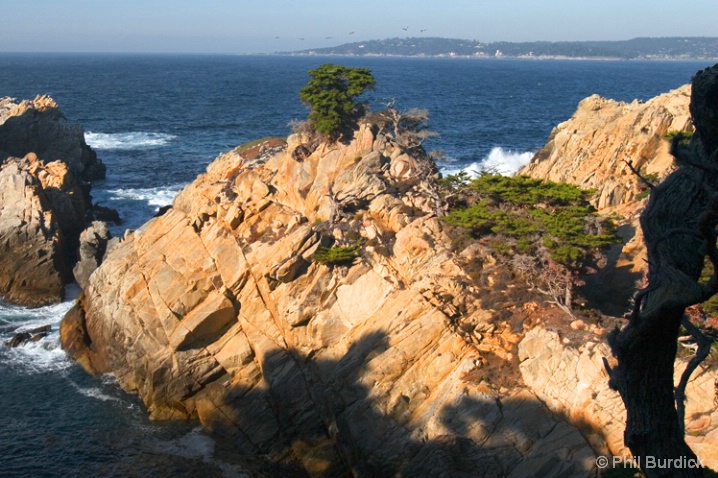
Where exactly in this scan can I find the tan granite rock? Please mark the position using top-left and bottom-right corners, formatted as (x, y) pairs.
(0, 95), (105, 180)
(0, 155), (69, 306)
(62, 124), (600, 476)
(519, 327), (718, 469)
(520, 85), (692, 210)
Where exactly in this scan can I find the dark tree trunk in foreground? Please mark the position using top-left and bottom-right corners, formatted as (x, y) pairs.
(605, 64), (718, 477)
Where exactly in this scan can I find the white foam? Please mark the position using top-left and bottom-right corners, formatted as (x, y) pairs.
(3, 340), (73, 374)
(0, 284), (80, 374)
(150, 428), (216, 460)
(442, 147), (535, 177)
(75, 385), (121, 402)
(85, 131), (177, 150)
(105, 184), (185, 208)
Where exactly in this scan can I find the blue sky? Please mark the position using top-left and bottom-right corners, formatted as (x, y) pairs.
(1, 0), (716, 54)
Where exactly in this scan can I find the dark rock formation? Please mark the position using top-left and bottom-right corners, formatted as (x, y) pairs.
(4, 325), (52, 348)
(73, 221), (115, 289)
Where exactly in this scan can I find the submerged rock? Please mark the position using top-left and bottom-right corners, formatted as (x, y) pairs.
(4, 325), (52, 348)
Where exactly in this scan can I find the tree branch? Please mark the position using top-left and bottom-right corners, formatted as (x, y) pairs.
(624, 159), (656, 188)
(675, 315), (714, 436)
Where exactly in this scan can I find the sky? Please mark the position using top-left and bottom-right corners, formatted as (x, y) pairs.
(1, 0), (716, 54)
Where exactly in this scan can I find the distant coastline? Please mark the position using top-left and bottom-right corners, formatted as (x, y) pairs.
(279, 36), (718, 61)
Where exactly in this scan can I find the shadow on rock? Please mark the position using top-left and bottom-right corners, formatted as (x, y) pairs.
(200, 331), (598, 477)
(579, 223), (643, 317)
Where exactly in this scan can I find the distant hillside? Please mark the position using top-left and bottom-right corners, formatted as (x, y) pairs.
(282, 36), (718, 60)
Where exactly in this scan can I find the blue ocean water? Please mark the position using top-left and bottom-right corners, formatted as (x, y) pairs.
(0, 54), (712, 477)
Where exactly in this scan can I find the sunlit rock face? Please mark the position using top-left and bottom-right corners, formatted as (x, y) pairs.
(0, 154), (83, 306)
(61, 125), (599, 476)
(0, 95), (105, 181)
(520, 85), (692, 210)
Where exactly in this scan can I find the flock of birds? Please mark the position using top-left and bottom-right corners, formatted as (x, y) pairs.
(274, 27), (428, 41)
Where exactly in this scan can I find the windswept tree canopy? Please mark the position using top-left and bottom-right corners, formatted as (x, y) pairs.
(299, 63), (376, 141)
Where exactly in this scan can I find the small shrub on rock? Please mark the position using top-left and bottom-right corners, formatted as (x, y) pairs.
(312, 244), (361, 266)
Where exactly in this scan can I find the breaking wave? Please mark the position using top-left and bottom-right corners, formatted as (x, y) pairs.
(85, 131), (177, 150)
(104, 184), (185, 208)
(0, 284), (80, 375)
(442, 147), (535, 177)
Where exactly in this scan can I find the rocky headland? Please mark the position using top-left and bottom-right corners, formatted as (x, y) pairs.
(61, 125), (599, 476)
(0, 96), (113, 307)
(11, 75), (718, 477)
(54, 81), (718, 477)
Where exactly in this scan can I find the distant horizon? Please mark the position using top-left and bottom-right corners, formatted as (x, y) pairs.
(1, 35), (717, 57)
(2, 1), (716, 55)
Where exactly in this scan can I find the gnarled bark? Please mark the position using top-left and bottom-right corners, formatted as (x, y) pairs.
(605, 65), (718, 477)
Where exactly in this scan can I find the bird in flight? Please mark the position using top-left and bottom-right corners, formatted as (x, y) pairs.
(349, 31), (355, 35)
(402, 26), (409, 31)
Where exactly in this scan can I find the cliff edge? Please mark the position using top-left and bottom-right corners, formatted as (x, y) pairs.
(520, 85), (692, 209)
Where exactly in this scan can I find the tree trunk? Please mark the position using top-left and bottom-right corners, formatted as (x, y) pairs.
(605, 64), (718, 477)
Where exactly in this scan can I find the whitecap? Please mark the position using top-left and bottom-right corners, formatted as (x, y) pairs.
(481, 147), (535, 175)
(85, 131), (177, 150)
(441, 147), (535, 178)
(104, 184), (185, 208)
(0, 284), (80, 374)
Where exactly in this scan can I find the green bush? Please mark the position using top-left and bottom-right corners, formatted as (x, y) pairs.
(299, 63), (376, 141)
(442, 174), (619, 266)
(313, 244), (361, 266)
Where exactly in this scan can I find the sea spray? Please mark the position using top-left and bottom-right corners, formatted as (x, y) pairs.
(441, 146), (535, 177)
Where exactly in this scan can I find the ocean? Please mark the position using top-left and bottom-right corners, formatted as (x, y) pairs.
(0, 53), (712, 477)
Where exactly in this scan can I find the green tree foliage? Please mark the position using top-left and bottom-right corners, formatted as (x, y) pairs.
(299, 63), (376, 141)
(443, 173), (618, 267)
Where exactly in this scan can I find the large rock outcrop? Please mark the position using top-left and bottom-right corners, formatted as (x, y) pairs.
(519, 327), (718, 471)
(518, 80), (718, 471)
(520, 85), (692, 209)
(0, 97), (115, 307)
(0, 95), (105, 181)
(0, 154), (75, 306)
(62, 127), (600, 476)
